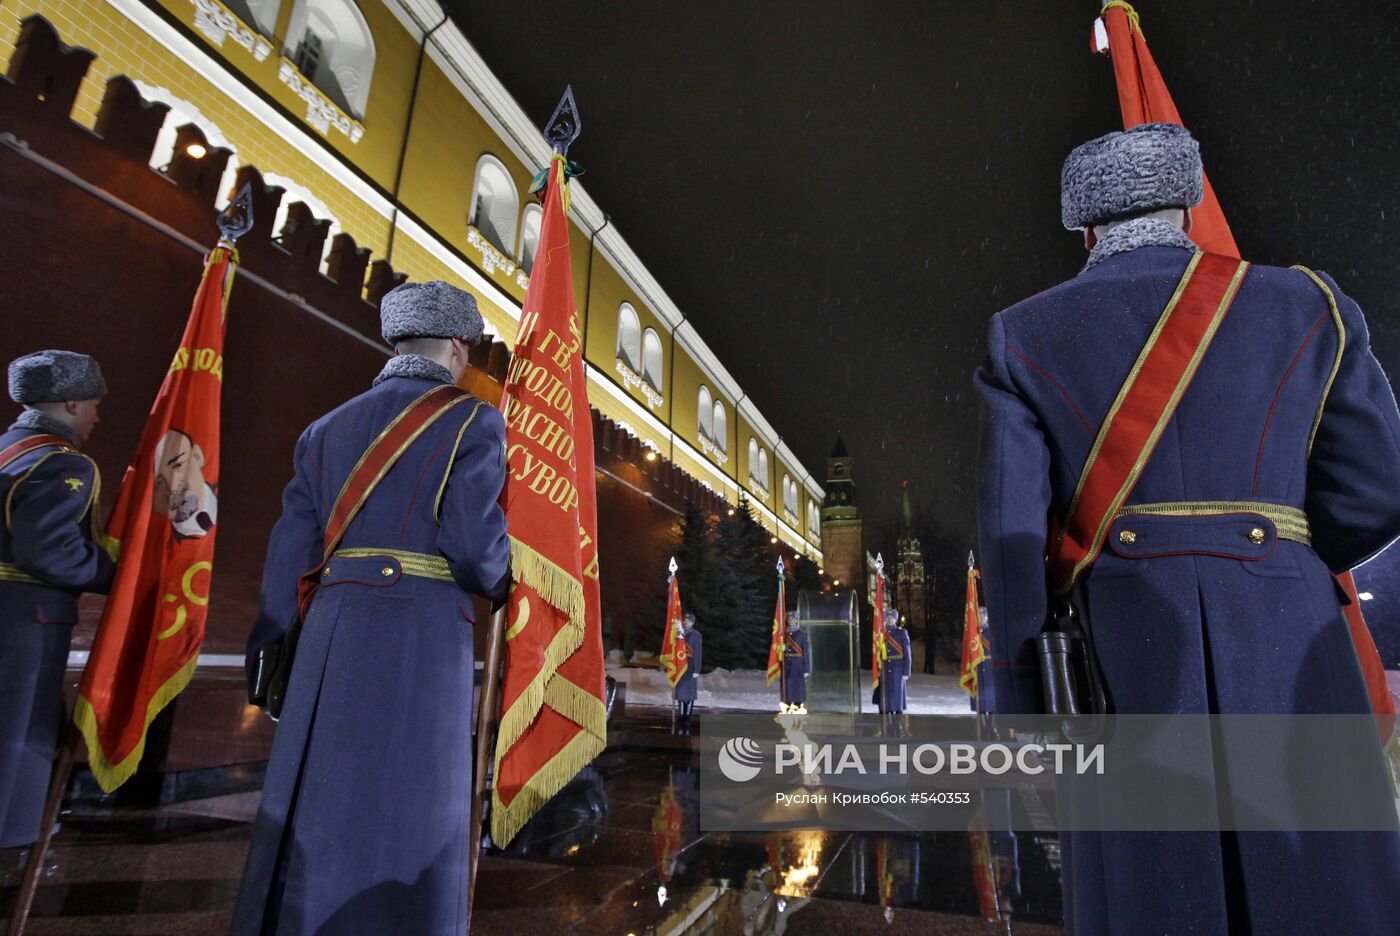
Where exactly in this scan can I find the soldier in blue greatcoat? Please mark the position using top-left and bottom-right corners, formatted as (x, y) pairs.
(782, 612), (809, 707)
(877, 609), (912, 714)
(0, 351), (113, 849)
(673, 613), (701, 723)
(232, 282), (510, 935)
(976, 123), (1400, 935)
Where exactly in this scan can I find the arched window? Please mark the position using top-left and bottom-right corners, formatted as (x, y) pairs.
(469, 155), (519, 256)
(136, 83), (241, 210)
(224, 0), (282, 35)
(517, 202), (543, 275)
(712, 401), (727, 452)
(616, 303), (641, 371)
(809, 504), (821, 538)
(697, 386), (714, 439)
(748, 438), (759, 481)
(784, 475), (798, 515)
(284, 0), (375, 119)
(642, 328), (663, 392)
(759, 448), (770, 484)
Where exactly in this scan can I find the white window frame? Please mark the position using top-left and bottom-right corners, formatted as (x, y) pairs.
(516, 202), (543, 275)
(641, 328), (664, 392)
(697, 385), (714, 439)
(283, 0), (376, 119)
(616, 303), (641, 371)
(468, 153), (519, 257)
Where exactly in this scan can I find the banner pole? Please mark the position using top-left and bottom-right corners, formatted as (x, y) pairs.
(467, 602), (508, 932)
(5, 726), (78, 936)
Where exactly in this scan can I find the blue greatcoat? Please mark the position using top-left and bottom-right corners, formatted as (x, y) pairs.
(231, 365), (509, 935)
(0, 421), (114, 847)
(976, 240), (1400, 935)
(674, 628), (701, 702)
(877, 625), (912, 713)
(782, 629), (809, 704)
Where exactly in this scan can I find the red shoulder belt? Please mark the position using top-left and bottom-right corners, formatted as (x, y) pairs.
(296, 384), (475, 616)
(0, 434), (74, 471)
(1047, 252), (1250, 593)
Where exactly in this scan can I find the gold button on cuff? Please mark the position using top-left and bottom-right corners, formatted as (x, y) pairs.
(1248, 527), (1266, 545)
(381, 567), (394, 577)
(323, 567), (331, 576)
(1118, 530), (1137, 546)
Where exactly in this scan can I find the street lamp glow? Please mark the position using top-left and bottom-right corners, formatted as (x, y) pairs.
(184, 142), (207, 159)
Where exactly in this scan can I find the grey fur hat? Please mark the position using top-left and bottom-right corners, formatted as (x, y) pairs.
(8, 350), (107, 404)
(380, 281), (485, 346)
(1061, 122), (1204, 230)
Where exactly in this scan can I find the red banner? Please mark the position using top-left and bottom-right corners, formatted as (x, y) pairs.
(871, 569), (886, 691)
(959, 565), (986, 699)
(766, 569), (786, 686)
(652, 781), (683, 883)
(1095, 1), (1398, 788)
(491, 155), (606, 846)
(660, 575), (689, 687)
(1099, 1), (1238, 258)
(74, 244), (233, 791)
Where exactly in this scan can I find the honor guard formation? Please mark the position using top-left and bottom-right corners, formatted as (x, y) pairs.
(1, 22), (1398, 936)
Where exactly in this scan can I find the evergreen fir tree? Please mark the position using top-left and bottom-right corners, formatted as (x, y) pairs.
(714, 496), (779, 668)
(671, 498), (727, 670)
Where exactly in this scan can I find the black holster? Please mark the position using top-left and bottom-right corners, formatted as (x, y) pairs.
(1036, 582), (1109, 742)
(248, 617), (302, 721)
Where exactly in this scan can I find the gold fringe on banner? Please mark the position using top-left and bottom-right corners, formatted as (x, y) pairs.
(488, 534), (607, 845)
(72, 653), (200, 792)
(507, 536), (586, 631)
(491, 696), (607, 846)
(490, 537), (589, 781)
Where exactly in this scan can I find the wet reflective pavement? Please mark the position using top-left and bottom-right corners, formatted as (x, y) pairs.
(1, 707), (1065, 934)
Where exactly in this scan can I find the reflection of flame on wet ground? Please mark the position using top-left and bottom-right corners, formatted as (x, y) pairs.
(776, 831), (824, 897)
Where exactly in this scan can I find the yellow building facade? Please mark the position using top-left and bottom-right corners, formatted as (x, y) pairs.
(0, 0), (824, 556)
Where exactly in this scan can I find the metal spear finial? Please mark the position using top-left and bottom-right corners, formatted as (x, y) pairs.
(876, 553), (884, 573)
(544, 85), (581, 156)
(217, 182), (254, 242)
(776, 555), (785, 576)
(968, 550), (976, 570)
(669, 556), (678, 577)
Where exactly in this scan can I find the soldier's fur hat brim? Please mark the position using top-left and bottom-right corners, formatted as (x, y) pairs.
(1061, 123), (1204, 230)
(380, 281), (485, 346)
(8, 350), (107, 404)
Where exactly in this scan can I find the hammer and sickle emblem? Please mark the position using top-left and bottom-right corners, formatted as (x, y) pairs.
(64, 477), (83, 492)
(505, 593), (530, 641)
(157, 561), (213, 640)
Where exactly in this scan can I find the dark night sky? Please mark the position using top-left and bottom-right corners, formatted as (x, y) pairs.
(449, 0), (1400, 558)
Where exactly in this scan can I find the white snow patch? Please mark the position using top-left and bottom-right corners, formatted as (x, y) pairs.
(608, 664), (975, 715)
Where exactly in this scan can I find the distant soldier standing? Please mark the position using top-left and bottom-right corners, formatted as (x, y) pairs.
(782, 612), (809, 708)
(0, 351), (114, 848)
(878, 608), (911, 714)
(674, 612), (701, 723)
(977, 123), (1400, 934)
(233, 282), (510, 935)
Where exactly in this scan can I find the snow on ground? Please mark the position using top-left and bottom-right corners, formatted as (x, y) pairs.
(607, 662), (975, 715)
